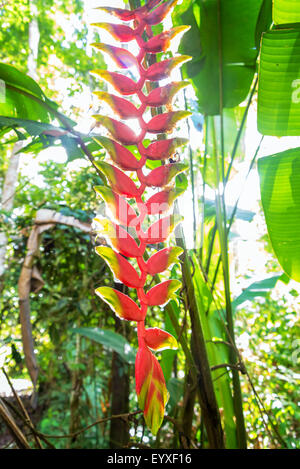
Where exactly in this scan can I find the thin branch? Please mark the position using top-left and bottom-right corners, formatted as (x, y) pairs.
(1, 367), (42, 449)
(210, 363), (246, 374)
(2, 397), (55, 449)
(0, 397), (31, 449)
(33, 411), (143, 441)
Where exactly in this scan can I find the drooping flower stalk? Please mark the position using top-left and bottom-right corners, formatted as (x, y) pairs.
(91, 0), (191, 435)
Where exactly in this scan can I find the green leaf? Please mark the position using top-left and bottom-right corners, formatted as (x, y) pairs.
(233, 275), (282, 309)
(0, 63), (53, 122)
(173, 0), (263, 115)
(160, 299), (180, 382)
(273, 0), (300, 24)
(0, 63), (75, 127)
(200, 109), (246, 189)
(257, 29), (300, 136)
(0, 116), (100, 162)
(73, 327), (136, 364)
(255, 0), (273, 50)
(60, 134), (84, 161)
(258, 147), (300, 281)
(166, 378), (184, 412)
(0, 116), (64, 136)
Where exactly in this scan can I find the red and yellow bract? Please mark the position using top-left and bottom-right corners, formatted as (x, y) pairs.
(92, 0), (191, 435)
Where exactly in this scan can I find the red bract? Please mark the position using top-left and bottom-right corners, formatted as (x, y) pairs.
(92, 0), (190, 435)
(145, 55), (192, 81)
(95, 136), (144, 171)
(135, 345), (168, 435)
(94, 218), (142, 258)
(145, 246), (183, 275)
(145, 81), (189, 107)
(147, 110), (191, 134)
(95, 161), (139, 198)
(91, 23), (136, 43)
(96, 7), (136, 22)
(144, 162), (188, 187)
(91, 43), (138, 69)
(91, 70), (137, 95)
(145, 279), (181, 306)
(145, 188), (184, 215)
(143, 328), (178, 351)
(94, 186), (137, 226)
(143, 137), (188, 160)
(142, 26), (190, 53)
(94, 92), (140, 119)
(96, 286), (145, 322)
(93, 115), (140, 145)
(95, 246), (142, 288)
(144, 214), (183, 244)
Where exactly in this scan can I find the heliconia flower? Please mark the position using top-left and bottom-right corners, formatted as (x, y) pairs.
(147, 111), (192, 134)
(95, 246), (142, 288)
(96, 286), (145, 322)
(145, 81), (189, 107)
(145, 246), (183, 275)
(143, 137), (188, 160)
(135, 345), (168, 435)
(91, 70), (137, 95)
(92, 0), (191, 436)
(91, 43), (138, 69)
(93, 91), (140, 119)
(93, 115), (140, 145)
(94, 136), (144, 171)
(144, 214), (183, 244)
(143, 26), (190, 54)
(94, 186), (137, 226)
(145, 279), (181, 306)
(95, 161), (139, 198)
(144, 0), (178, 26)
(144, 162), (189, 187)
(91, 23), (136, 43)
(94, 218), (142, 258)
(145, 55), (192, 82)
(143, 328), (178, 351)
(145, 188), (184, 215)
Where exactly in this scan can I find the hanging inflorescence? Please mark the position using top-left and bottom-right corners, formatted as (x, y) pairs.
(91, 0), (191, 435)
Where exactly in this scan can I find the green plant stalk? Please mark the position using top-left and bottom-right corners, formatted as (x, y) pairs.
(183, 87), (197, 247)
(175, 214), (225, 449)
(199, 116), (208, 262)
(210, 136), (264, 293)
(191, 252), (237, 448)
(211, 116), (247, 448)
(204, 76), (258, 278)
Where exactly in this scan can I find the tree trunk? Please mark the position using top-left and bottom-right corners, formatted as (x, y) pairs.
(68, 333), (83, 448)
(0, 141), (23, 281)
(181, 361), (197, 447)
